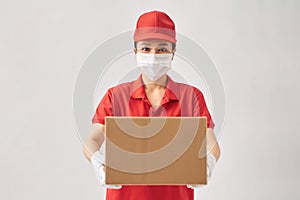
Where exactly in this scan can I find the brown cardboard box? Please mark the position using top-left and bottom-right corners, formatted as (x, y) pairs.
(105, 116), (207, 185)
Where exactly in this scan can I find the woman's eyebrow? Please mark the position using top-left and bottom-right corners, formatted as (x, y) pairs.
(140, 42), (151, 45)
(158, 43), (169, 46)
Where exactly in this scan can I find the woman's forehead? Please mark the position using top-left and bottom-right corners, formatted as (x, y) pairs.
(136, 39), (172, 46)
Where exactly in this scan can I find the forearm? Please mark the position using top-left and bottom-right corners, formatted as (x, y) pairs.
(207, 128), (221, 161)
(210, 140), (221, 162)
(82, 123), (105, 162)
(83, 139), (101, 162)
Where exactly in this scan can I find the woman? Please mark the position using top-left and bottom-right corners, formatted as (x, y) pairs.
(82, 10), (221, 200)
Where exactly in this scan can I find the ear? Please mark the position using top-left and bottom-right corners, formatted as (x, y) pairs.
(133, 48), (137, 54)
(171, 49), (176, 60)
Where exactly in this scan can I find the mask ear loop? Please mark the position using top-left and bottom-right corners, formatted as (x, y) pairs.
(171, 51), (175, 61)
(170, 46), (176, 60)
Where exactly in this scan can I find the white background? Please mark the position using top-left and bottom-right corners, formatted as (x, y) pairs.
(1, 0), (299, 199)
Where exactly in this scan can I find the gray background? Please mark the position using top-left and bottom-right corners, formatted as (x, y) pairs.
(1, 0), (299, 199)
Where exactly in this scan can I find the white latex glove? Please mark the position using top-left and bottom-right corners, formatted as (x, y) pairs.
(91, 151), (122, 189)
(187, 153), (217, 189)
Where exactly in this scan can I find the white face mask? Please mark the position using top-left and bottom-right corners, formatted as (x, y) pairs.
(136, 52), (173, 81)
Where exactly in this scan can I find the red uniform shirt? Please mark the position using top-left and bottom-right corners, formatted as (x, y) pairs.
(92, 74), (214, 200)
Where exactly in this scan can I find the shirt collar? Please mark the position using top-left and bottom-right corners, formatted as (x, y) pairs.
(130, 74), (179, 101)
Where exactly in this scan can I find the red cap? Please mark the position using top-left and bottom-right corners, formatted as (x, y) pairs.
(134, 10), (176, 43)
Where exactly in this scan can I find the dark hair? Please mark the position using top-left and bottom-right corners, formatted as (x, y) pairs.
(134, 41), (176, 51)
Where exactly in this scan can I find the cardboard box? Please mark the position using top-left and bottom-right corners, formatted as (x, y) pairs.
(105, 116), (207, 185)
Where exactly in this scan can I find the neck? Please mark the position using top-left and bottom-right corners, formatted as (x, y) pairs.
(142, 74), (168, 90)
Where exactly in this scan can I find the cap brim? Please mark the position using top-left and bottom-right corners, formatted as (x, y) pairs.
(134, 32), (177, 43)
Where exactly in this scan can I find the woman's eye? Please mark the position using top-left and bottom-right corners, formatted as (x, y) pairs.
(159, 48), (167, 52)
(141, 47), (150, 51)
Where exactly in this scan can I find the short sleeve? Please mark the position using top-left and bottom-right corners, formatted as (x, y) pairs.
(91, 88), (113, 125)
(192, 88), (215, 129)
